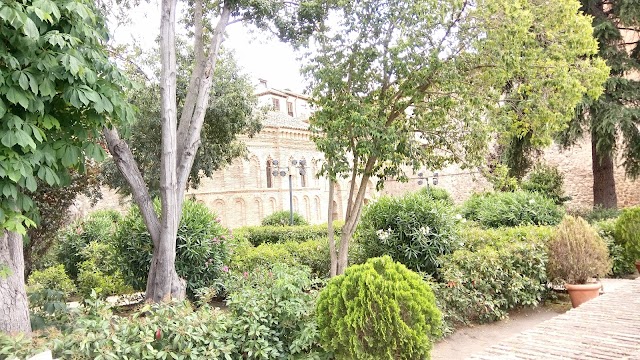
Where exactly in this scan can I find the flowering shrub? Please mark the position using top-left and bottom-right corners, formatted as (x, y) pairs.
(316, 256), (441, 359)
(112, 199), (231, 299)
(356, 191), (460, 276)
(462, 190), (563, 228)
(435, 226), (551, 324)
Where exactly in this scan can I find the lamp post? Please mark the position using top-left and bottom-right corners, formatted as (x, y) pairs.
(418, 171), (439, 195)
(272, 159), (307, 225)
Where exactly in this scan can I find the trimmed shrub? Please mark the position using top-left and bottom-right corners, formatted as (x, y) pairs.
(463, 190), (563, 228)
(236, 222), (343, 246)
(55, 210), (121, 279)
(547, 216), (611, 284)
(317, 256), (441, 359)
(225, 264), (325, 358)
(521, 164), (569, 204)
(356, 191), (460, 276)
(261, 210), (309, 226)
(417, 186), (454, 205)
(76, 241), (132, 298)
(614, 206), (640, 267)
(231, 238), (331, 278)
(113, 199), (231, 299)
(594, 219), (635, 276)
(27, 264), (76, 299)
(436, 226), (550, 324)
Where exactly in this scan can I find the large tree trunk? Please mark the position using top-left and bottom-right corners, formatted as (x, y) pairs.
(592, 135), (618, 209)
(0, 231), (31, 335)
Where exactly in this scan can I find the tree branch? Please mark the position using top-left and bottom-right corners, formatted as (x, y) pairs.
(103, 127), (160, 244)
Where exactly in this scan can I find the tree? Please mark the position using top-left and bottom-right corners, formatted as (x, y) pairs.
(101, 48), (262, 197)
(102, 0), (329, 302)
(305, 0), (609, 276)
(558, 0), (640, 209)
(0, 0), (133, 334)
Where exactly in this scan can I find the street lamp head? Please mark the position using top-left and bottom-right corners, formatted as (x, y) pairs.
(418, 180), (424, 185)
(300, 159), (306, 166)
(272, 159), (279, 166)
(272, 170), (278, 176)
(280, 170), (287, 177)
(299, 168), (306, 176)
(291, 159), (298, 166)
(433, 172), (439, 185)
(418, 172), (424, 178)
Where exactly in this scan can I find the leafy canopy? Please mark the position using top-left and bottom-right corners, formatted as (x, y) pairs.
(0, 0), (133, 233)
(306, 0), (609, 187)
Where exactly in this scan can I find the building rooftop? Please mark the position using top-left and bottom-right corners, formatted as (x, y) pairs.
(261, 111), (310, 130)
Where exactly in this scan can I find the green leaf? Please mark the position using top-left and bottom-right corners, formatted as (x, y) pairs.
(24, 175), (37, 192)
(22, 17), (39, 39)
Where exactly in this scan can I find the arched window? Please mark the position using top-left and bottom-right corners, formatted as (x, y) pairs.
(266, 159), (273, 188)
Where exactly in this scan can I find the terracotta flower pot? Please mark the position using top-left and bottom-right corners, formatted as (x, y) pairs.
(635, 261), (640, 274)
(565, 282), (601, 308)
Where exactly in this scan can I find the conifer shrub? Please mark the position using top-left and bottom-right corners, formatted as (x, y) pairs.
(316, 256), (442, 360)
(547, 216), (611, 284)
(356, 191), (459, 276)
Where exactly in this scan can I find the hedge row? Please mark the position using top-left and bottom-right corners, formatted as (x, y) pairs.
(235, 222), (343, 246)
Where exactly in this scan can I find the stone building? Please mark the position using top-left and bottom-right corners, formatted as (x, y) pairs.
(85, 81), (640, 228)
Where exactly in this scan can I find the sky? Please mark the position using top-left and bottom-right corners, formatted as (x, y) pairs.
(109, 1), (307, 93)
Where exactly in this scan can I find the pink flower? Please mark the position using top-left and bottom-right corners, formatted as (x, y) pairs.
(221, 265), (229, 273)
(243, 271), (248, 278)
(212, 237), (221, 244)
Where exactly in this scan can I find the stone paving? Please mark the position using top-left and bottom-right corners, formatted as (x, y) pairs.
(469, 278), (640, 360)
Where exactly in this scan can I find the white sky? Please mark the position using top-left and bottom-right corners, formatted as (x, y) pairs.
(109, 1), (306, 93)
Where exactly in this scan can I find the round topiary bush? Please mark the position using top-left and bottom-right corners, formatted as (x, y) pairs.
(356, 191), (459, 276)
(614, 206), (640, 267)
(261, 210), (309, 226)
(316, 256), (442, 360)
(112, 199), (231, 299)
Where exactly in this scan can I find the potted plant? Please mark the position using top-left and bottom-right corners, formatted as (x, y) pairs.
(614, 207), (640, 273)
(547, 216), (611, 308)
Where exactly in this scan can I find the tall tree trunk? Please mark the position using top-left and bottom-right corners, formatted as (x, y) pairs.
(327, 180), (338, 277)
(592, 136), (618, 209)
(0, 231), (31, 335)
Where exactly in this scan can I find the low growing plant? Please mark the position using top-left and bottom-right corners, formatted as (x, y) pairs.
(316, 256), (442, 360)
(27, 264), (76, 299)
(547, 216), (611, 284)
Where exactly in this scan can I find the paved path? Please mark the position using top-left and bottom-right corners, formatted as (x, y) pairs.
(469, 279), (640, 359)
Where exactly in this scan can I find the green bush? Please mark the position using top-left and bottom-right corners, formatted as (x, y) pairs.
(569, 205), (620, 224)
(113, 199), (231, 299)
(75, 241), (132, 298)
(55, 210), (121, 279)
(316, 256), (441, 360)
(236, 222), (343, 246)
(521, 164), (570, 204)
(225, 264), (325, 358)
(593, 220), (634, 276)
(2, 268), (327, 360)
(261, 210), (309, 226)
(231, 238), (331, 278)
(417, 186), (454, 205)
(27, 264), (76, 299)
(463, 190), (563, 228)
(356, 191), (460, 276)
(436, 226), (550, 324)
(614, 206), (640, 267)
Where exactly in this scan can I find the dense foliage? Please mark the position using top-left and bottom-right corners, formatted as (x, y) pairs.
(232, 239), (330, 279)
(614, 206), (640, 267)
(521, 164), (569, 205)
(356, 191), (460, 276)
(55, 210), (121, 279)
(236, 222), (342, 246)
(1, 265), (325, 360)
(547, 216), (611, 284)
(462, 190), (564, 228)
(594, 219), (635, 276)
(435, 226), (553, 324)
(26, 264), (75, 300)
(316, 256), (441, 360)
(261, 210), (309, 226)
(112, 200), (230, 299)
